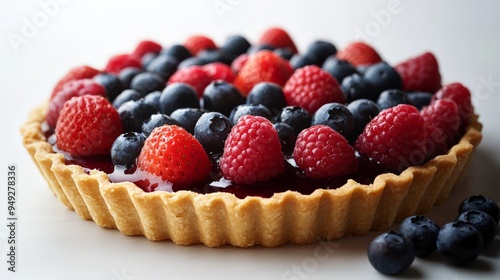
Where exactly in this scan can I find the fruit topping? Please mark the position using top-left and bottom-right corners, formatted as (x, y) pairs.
(202, 80), (244, 117)
(194, 112), (233, 155)
(433, 82), (473, 129)
(394, 52), (441, 93)
(336, 41), (382, 67)
(168, 65), (213, 97)
(257, 27), (298, 54)
(111, 132), (146, 167)
(51, 65), (100, 98)
(104, 54), (142, 74)
(184, 35), (217, 56)
(158, 83), (200, 115)
(311, 103), (355, 141)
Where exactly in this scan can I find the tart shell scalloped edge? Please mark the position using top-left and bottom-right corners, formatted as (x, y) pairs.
(21, 102), (483, 247)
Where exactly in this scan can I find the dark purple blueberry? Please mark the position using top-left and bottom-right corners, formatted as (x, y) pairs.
(322, 57), (358, 84)
(146, 54), (179, 80)
(118, 67), (144, 89)
(436, 222), (483, 266)
(311, 103), (355, 141)
(221, 35), (251, 57)
(273, 122), (296, 154)
(178, 57), (210, 69)
(143, 91), (161, 110)
(118, 99), (159, 132)
(247, 44), (275, 54)
(130, 72), (165, 95)
(170, 108), (206, 134)
(347, 99), (380, 138)
(377, 89), (409, 110)
(93, 72), (124, 102)
(159, 83), (200, 115)
(112, 89), (142, 108)
(363, 61), (403, 94)
(229, 104), (273, 124)
(141, 52), (159, 69)
(456, 210), (497, 245)
(198, 49), (236, 65)
(356, 65), (370, 76)
(274, 48), (294, 60)
(202, 80), (245, 117)
(341, 73), (378, 102)
(142, 113), (180, 136)
(194, 112), (233, 155)
(276, 106), (312, 136)
(399, 215), (440, 257)
(407, 91), (433, 110)
(367, 231), (415, 275)
(290, 54), (317, 70)
(459, 195), (500, 224)
(161, 44), (192, 62)
(111, 132), (146, 167)
(305, 40), (337, 66)
(246, 82), (286, 115)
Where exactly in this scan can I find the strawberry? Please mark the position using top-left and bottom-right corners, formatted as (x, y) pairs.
(167, 66), (213, 97)
(336, 42), (382, 66)
(421, 99), (460, 147)
(219, 115), (284, 184)
(104, 54), (142, 74)
(202, 62), (235, 83)
(51, 65), (100, 99)
(132, 40), (162, 58)
(233, 50), (293, 96)
(283, 65), (345, 114)
(55, 95), (123, 157)
(394, 52), (442, 93)
(258, 27), (298, 54)
(184, 35), (217, 55)
(432, 83), (473, 128)
(231, 53), (249, 73)
(136, 125), (211, 184)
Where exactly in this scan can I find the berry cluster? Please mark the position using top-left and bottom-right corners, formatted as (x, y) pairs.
(46, 27), (473, 187)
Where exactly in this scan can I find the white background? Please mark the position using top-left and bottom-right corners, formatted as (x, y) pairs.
(1, 0), (499, 279)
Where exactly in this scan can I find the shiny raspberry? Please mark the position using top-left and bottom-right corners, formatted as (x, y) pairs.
(184, 35), (217, 55)
(421, 99), (460, 147)
(51, 65), (100, 98)
(355, 104), (426, 171)
(395, 52), (442, 93)
(104, 54), (142, 74)
(168, 66), (213, 97)
(293, 125), (358, 178)
(219, 115), (285, 184)
(336, 41), (382, 66)
(433, 83), (473, 128)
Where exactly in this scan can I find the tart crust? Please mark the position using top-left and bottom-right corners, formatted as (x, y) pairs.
(21, 102), (483, 247)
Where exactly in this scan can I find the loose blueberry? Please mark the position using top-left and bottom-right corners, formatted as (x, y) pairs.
(347, 99), (380, 138)
(221, 35), (251, 57)
(407, 91), (433, 110)
(274, 48), (294, 60)
(273, 122), (296, 154)
(367, 231), (416, 275)
(377, 89), (409, 110)
(170, 108), (207, 134)
(146, 54), (179, 80)
(159, 83), (200, 115)
(118, 99), (159, 132)
(399, 215), (440, 257)
(203, 80), (245, 117)
(322, 57), (358, 84)
(311, 103), (355, 141)
(229, 104), (273, 124)
(436, 222), (483, 266)
(112, 89), (142, 108)
(143, 91), (161, 110)
(93, 72), (124, 102)
(161, 44), (192, 62)
(194, 112), (233, 155)
(142, 113), (180, 136)
(456, 210), (497, 245)
(305, 40), (337, 66)
(341, 74), (378, 102)
(459, 195), (500, 224)
(247, 44), (275, 54)
(118, 67), (144, 89)
(290, 54), (317, 70)
(130, 72), (165, 95)
(363, 61), (403, 94)
(111, 132), (146, 167)
(246, 82), (286, 115)
(276, 106), (312, 136)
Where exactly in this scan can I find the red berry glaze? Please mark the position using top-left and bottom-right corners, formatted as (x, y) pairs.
(421, 99), (460, 147)
(51, 65), (100, 99)
(294, 125), (358, 179)
(336, 42), (382, 66)
(258, 27), (298, 54)
(220, 115), (285, 184)
(184, 35), (217, 55)
(104, 54), (142, 74)
(56, 95), (123, 157)
(203, 62), (235, 83)
(132, 40), (162, 58)
(432, 83), (473, 128)
(168, 65), (213, 97)
(395, 52), (442, 93)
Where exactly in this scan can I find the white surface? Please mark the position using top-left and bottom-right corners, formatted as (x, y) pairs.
(1, 0), (499, 279)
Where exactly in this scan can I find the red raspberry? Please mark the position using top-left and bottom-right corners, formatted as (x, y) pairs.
(184, 35), (217, 55)
(421, 99), (460, 147)
(394, 52), (442, 93)
(336, 42), (382, 66)
(233, 50), (293, 96)
(168, 66), (212, 97)
(104, 54), (142, 74)
(258, 27), (298, 54)
(432, 83), (473, 128)
(283, 65), (345, 114)
(51, 65), (100, 99)
(202, 62), (235, 83)
(355, 104), (426, 171)
(46, 79), (107, 128)
(423, 122), (448, 160)
(293, 125), (358, 178)
(132, 40), (162, 58)
(231, 53), (249, 73)
(137, 125), (211, 184)
(56, 95), (123, 157)
(219, 115), (284, 184)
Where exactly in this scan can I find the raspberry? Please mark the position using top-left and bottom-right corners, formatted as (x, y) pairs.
(294, 125), (358, 178)
(233, 51), (293, 96)
(51, 65), (100, 99)
(283, 65), (345, 114)
(104, 54), (142, 74)
(137, 125), (211, 184)
(423, 123), (448, 160)
(184, 35), (217, 55)
(336, 42), (382, 66)
(132, 40), (162, 58)
(56, 95), (123, 157)
(231, 53), (249, 73)
(46, 79), (107, 128)
(202, 62), (235, 83)
(219, 115), (284, 184)
(394, 52), (441, 93)
(355, 104), (426, 171)
(433, 83), (473, 128)
(167, 66), (213, 97)
(421, 99), (460, 147)
(258, 27), (298, 54)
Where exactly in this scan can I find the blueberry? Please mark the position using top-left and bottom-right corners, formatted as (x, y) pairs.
(273, 122), (296, 154)
(170, 108), (207, 134)
(459, 195), (499, 225)
(141, 52), (158, 69)
(143, 91), (161, 110)
(456, 210), (497, 245)
(161, 44), (192, 62)
(118, 67), (144, 89)
(93, 72), (124, 102)
(436, 222), (483, 266)
(276, 106), (312, 136)
(203, 80), (245, 117)
(347, 99), (380, 138)
(305, 40), (337, 66)
(290, 54), (317, 70)
(377, 89), (409, 110)
(363, 61), (403, 94)
(194, 112), (233, 155)
(247, 44), (275, 54)
(146, 54), (179, 80)
(159, 83), (200, 115)
(311, 103), (355, 141)
(406, 92), (433, 110)
(112, 89), (142, 108)
(229, 104), (273, 124)
(221, 35), (251, 57)
(356, 65), (370, 76)
(399, 215), (440, 257)
(198, 49), (236, 65)
(111, 132), (146, 167)
(367, 231), (416, 275)
(118, 99), (159, 132)
(341, 74), (378, 102)
(130, 72), (165, 95)
(322, 57), (358, 84)
(178, 57), (210, 69)
(274, 48), (294, 60)
(142, 113), (180, 136)
(246, 82), (286, 115)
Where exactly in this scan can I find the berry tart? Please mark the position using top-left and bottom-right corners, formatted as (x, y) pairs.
(21, 27), (482, 247)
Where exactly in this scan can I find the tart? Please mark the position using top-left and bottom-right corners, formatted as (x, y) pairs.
(21, 28), (483, 247)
